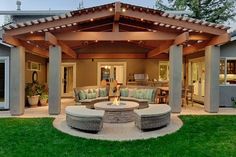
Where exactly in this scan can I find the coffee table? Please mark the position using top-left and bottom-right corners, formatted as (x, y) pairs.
(94, 101), (139, 123)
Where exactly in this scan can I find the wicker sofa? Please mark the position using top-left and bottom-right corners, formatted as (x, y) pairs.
(74, 85), (158, 109)
(66, 106), (105, 133)
(134, 104), (171, 131)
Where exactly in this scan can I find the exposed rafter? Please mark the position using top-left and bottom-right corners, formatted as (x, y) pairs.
(3, 34), (49, 58)
(24, 32), (178, 41)
(78, 53), (146, 59)
(5, 10), (114, 36)
(147, 41), (173, 58)
(121, 10), (227, 35)
(45, 32), (77, 58)
(113, 22), (119, 32)
(184, 33), (230, 55)
(114, 2), (121, 22)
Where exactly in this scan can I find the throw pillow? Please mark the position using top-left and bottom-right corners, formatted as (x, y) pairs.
(93, 88), (99, 97)
(120, 88), (128, 97)
(86, 93), (92, 99)
(128, 88), (136, 97)
(79, 90), (86, 100)
(99, 88), (107, 97)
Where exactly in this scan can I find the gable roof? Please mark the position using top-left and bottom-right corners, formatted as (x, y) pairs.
(3, 2), (229, 34)
(2, 2), (230, 59)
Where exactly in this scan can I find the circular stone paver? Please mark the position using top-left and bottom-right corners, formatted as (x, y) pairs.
(53, 115), (183, 141)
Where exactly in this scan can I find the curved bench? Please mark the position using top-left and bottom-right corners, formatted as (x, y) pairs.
(134, 104), (171, 131)
(66, 106), (105, 133)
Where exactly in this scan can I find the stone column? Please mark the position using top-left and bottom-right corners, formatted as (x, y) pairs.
(10, 46), (25, 115)
(169, 45), (183, 113)
(48, 45), (62, 115)
(205, 45), (220, 113)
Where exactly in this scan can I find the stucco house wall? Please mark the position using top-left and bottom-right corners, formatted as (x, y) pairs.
(220, 40), (236, 107)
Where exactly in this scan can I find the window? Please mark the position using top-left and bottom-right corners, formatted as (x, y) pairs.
(220, 58), (236, 85)
(27, 61), (41, 71)
(159, 61), (169, 81)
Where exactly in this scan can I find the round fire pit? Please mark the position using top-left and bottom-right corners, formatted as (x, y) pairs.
(94, 101), (139, 123)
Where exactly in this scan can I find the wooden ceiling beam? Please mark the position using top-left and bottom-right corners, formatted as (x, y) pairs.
(121, 10), (227, 35)
(3, 34), (49, 58)
(114, 2), (121, 22)
(45, 32), (77, 58)
(174, 32), (189, 45)
(23, 32), (178, 41)
(147, 40), (173, 58)
(55, 32), (178, 41)
(147, 32), (188, 58)
(113, 22), (119, 32)
(78, 53), (146, 59)
(207, 33), (230, 46)
(184, 33), (230, 55)
(5, 10), (114, 36)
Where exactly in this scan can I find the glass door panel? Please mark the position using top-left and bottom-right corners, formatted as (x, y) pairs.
(0, 62), (5, 102)
(189, 58), (205, 103)
(61, 63), (76, 97)
(0, 58), (9, 109)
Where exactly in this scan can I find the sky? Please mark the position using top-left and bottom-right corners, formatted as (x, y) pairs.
(0, 0), (235, 31)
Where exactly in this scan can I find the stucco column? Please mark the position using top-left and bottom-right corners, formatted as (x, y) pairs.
(205, 45), (220, 113)
(169, 45), (183, 113)
(48, 45), (61, 115)
(10, 46), (25, 115)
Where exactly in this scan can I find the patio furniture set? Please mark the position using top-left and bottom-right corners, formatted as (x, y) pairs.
(66, 102), (171, 133)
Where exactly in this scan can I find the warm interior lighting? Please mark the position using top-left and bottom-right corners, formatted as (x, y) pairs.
(27, 41), (31, 44)
(109, 8), (113, 12)
(154, 22), (158, 25)
(90, 18), (94, 22)
(95, 40), (98, 42)
(141, 18), (144, 21)
(127, 40), (130, 42)
(200, 30), (203, 33)
(30, 31), (34, 34)
(122, 8), (126, 12)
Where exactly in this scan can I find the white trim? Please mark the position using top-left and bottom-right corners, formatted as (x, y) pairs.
(97, 62), (127, 85)
(0, 57), (9, 109)
(61, 62), (76, 97)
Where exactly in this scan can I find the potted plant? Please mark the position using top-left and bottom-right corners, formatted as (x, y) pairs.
(25, 83), (40, 107)
(40, 94), (48, 106)
(39, 84), (48, 106)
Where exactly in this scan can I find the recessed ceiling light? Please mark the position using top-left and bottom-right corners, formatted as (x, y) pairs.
(122, 8), (126, 12)
(154, 22), (158, 25)
(90, 18), (94, 22)
(109, 8), (113, 12)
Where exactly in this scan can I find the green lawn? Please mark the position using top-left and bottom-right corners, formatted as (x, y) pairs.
(0, 116), (236, 157)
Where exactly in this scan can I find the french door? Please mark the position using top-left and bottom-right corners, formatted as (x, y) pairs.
(0, 57), (9, 109)
(189, 58), (205, 103)
(61, 63), (76, 97)
(97, 62), (127, 85)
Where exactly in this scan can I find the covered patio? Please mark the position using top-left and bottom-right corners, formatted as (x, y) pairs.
(3, 2), (230, 115)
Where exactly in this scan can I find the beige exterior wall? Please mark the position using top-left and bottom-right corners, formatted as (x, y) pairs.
(63, 59), (147, 87)
(25, 53), (47, 84)
(62, 59), (175, 87)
